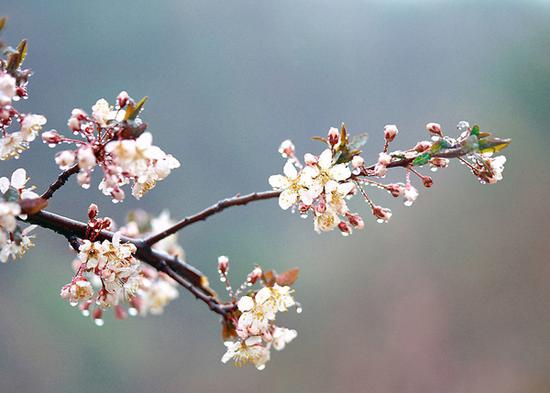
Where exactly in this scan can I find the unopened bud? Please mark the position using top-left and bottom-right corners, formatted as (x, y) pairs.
(278, 139), (295, 158)
(430, 157), (449, 168)
(338, 221), (352, 236)
(218, 255), (229, 274)
(42, 129), (62, 144)
(372, 205), (392, 223)
(351, 155), (364, 169)
(386, 184), (404, 198)
(383, 124), (398, 143)
(426, 122), (442, 136)
(346, 213), (365, 229)
(88, 203), (98, 220)
(117, 91), (130, 108)
(422, 176), (433, 188)
(327, 127), (339, 146)
(414, 140), (432, 152)
(248, 266), (262, 284)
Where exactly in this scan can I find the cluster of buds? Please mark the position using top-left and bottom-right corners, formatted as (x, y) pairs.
(0, 61), (47, 160)
(0, 168), (39, 262)
(42, 92), (180, 202)
(219, 257), (300, 370)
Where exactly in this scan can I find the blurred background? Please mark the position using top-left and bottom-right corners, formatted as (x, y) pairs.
(1, 1), (549, 392)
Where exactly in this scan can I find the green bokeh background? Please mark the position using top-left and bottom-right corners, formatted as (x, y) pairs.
(1, 1), (550, 392)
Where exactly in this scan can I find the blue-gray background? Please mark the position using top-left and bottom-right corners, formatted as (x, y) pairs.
(1, 1), (549, 392)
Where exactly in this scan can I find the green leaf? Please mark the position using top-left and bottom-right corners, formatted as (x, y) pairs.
(478, 137), (512, 154)
(471, 125), (480, 137)
(124, 96), (148, 121)
(412, 152), (431, 166)
(16, 39), (27, 67)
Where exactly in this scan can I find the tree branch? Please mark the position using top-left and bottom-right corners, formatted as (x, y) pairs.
(144, 145), (472, 246)
(23, 209), (235, 316)
(144, 190), (281, 246)
(41, 164), (80, 200)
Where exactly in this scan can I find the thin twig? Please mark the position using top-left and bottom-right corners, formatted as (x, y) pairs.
(144, 190), (281, 246)
(41, 164), (80, 200)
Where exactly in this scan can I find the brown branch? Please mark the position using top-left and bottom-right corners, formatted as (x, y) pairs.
(41, 164), (80, 200)
(144, 190), (281, 246)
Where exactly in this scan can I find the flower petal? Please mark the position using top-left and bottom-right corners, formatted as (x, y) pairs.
(268, 175), (290, 190)
(329, 164), (351, 181)
(10, 168), (27, 189)
(278, 189), (298, 210)
(283, 161), (298, 179)
(318, 149), (333, 170)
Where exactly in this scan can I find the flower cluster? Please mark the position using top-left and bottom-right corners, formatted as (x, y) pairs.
(0, 168), (38, 262)
(0, 67), (48, 160)
(43, 93), (180, 202)
(218, 257), (300, 370)
(269, 128), (364, 236)
(61, 206), (182, 324)
(61, 231), (141, 325)
(269, 122), (511, 235)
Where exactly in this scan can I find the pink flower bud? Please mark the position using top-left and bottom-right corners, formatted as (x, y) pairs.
(426, 122), (442, 136)
(278, 139), (295, 158)
(430, 157), (449, 168)
(111, 188), (125, 203)
(327, 127), (339, 146)
(117, 91), (130, 108)
(351, 155), (364, 169)
(378, 152), (392, 166)
(346, 213), (365, 229)
(422, 176), (433, 188)
(383, 124), (398, 143)
(386, 184), (404, 198)
(414, 140), (432, 152)
(338, 221), (352, 236)
(42, 130), (62, 144)
(248, 266), (262, 284)
(218, 255), (229, 274)
(372, 205), (392, 223)
(88, 204), (98, 220)
(115, 305), (128, 320)
(54, 150), (76, 170)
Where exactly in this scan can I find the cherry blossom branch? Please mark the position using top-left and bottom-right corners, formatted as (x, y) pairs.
(41, 164), (80, 200)
(144, 144), (472, 247)
(144, 190), (281, 246)
(23, 209), (235, 316)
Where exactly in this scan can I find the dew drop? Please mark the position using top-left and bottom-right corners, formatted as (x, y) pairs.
(128, 307), (138, 317)
(296, 307), (303, 314)
(94, 318), (104, 327)
(81, 310), (90, 317)
(70, 301), (78, 307)
(257, 365), (266, 371)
